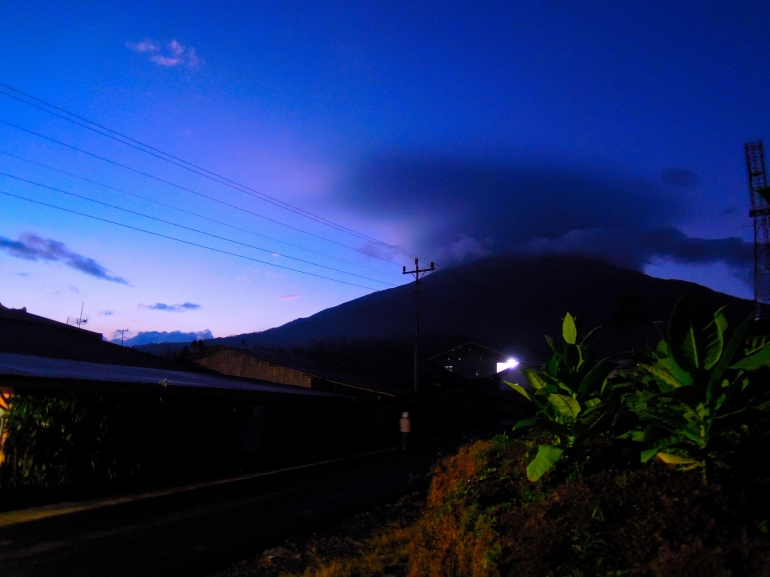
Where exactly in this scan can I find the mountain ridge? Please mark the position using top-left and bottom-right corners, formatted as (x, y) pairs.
(138, 255), (753, 364)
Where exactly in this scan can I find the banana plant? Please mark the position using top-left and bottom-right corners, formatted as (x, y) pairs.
(621, 293), (770, 481)
(507, 313), (617, 481)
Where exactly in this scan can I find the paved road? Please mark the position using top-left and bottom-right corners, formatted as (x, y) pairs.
(0, 438), (467, 577)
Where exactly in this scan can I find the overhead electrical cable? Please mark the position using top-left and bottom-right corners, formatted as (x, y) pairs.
(0, 150), (399, 277)
(0, 83), (429, 261)
(0, 170), (398, 287)
(0, 189), (383, 292)
(0, 118), (403, 265)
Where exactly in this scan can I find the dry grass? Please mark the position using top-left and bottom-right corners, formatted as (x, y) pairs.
(406, 437), (527, 577)
(213, 434), (770, 577)
(210, 492), (424, 577)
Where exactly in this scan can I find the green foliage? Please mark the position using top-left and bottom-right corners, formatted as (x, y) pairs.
(621, 293), (770, 479)
(507, 313), (617, 481)
(509, 294), (770, 484)
(525, 444), (562, 482)
(2, 394), (140, 488)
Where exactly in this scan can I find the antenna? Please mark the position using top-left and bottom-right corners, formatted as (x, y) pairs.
(67, 302), (89, 328)
(745, 141), (770, 318)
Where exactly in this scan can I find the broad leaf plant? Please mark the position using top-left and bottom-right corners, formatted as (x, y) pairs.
(506, 313), (617, 481)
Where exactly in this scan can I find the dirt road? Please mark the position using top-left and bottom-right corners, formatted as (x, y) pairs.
(0, 438), (466, 577)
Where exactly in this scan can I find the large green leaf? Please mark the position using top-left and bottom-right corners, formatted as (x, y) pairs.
(563, 313), (577, 345)
(546, 354), (560, 376)
(525, 368), (563, 392)
(505, 381), (531, 401)
(577, 359), (614, 395)
(526, 444), (563, 481)
(563, 343), (583, 371)
(512, 418), (536, 431)
(548, 393), (581, 419)
(709, 309), (755, 387)
(525, 369), (548, 390)
(544, 335), (557, 352)
(656, 452), (701, 469)
(667, 293), (724, 372)
(731, 343), (770, 370)
(641, 363), (689, 392)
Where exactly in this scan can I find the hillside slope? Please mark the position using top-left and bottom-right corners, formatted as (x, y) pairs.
(193, 256), (753, 363)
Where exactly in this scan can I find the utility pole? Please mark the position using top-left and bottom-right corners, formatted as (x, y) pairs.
(403, 258), (435, 392)
(117, 329), (129, 346)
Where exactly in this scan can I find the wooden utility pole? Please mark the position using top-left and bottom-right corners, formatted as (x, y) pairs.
(403, 258), (435, 392)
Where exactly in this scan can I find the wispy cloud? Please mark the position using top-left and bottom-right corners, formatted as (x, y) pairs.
(140, 302), (202, 312)
(126, 38), (159, 53)
(0, 233), (128, 284)
(99, 310), (114, 316)
(127, 38), (200, 68)
(276, 294), (300, 301)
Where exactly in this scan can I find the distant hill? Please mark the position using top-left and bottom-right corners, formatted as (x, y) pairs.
(138, 255), (754, 365)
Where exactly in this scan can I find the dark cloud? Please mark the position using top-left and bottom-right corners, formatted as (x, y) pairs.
(661, 167), (699, 188)
(141, 302), (202, 312)
(345, 154), (681, 265)
(0, 233), (128, 284)
(342, 154), (748, 290)
(114, 329), (213, 347)
(516, 227), (752, 277)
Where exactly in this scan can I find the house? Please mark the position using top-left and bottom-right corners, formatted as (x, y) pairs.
(0, 305), (366, 472)
(0, 303), (201, 371)
(428, 341), (518, 380)
(427, 341), (532, 392)
(188, 345), (402, 399)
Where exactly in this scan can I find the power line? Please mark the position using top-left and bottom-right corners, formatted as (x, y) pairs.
(0, 170), (398, 287)
(0, 150), (399, 278)
(0, 189), (384, 292)
(0, 83), (427, 261)
(0, 118), (405, 266)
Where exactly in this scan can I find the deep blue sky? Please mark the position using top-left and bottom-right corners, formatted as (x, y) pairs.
(0, 1), (767, 342)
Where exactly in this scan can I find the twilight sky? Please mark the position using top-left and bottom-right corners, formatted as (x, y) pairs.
(0, 1), (768, 343)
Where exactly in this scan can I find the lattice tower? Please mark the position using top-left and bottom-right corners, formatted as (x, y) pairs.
(745, 141), (770, 317)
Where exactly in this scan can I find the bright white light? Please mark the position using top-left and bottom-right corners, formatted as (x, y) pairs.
(497, 358), (519, 373)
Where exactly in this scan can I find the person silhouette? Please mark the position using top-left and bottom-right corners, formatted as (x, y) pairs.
(399, 411), (411, 450)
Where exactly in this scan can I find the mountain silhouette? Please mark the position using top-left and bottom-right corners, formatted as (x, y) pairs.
(140, 256), (753, 365)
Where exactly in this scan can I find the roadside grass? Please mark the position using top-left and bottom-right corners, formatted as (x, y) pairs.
(209, 491), (424, 577)
(408, 435), (770, 577)
(210, 433), (770, 577)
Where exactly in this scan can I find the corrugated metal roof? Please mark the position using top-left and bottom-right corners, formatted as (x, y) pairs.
(0, 305), (208, 371)
(0, 353), (344, 398)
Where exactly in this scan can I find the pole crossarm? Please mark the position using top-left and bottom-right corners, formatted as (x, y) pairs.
(403, 258), (435, 392)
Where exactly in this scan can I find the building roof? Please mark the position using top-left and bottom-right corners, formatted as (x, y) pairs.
(189, 346), (404, 397)
(0, 352), (349, 401)
(0, 304), (207, 372)
(427, 341), (508, 362)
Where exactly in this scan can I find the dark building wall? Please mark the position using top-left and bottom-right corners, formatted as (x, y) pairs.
(193, 348), (313, 388)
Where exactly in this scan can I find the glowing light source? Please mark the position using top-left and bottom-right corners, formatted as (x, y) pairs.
(497, 358), (519, 373)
